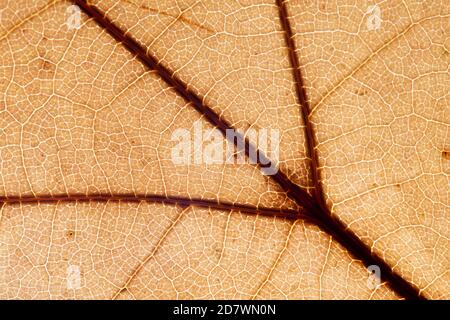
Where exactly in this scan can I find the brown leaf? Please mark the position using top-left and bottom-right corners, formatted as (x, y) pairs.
(0, 0), (448, 299)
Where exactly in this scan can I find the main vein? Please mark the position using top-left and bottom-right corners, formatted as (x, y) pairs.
(0, 194), (306, 221)
(275, 0), (425, 300)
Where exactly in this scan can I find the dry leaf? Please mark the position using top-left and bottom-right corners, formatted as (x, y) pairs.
(0, 0), (448, 299)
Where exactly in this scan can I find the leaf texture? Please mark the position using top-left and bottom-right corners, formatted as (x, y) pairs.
(0, 0), (448, 299)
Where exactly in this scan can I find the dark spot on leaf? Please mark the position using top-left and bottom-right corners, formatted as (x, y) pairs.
(356, 88), (368, 96)
(66, 230), (75, 238)
(40, 59), (54, 72)
(442, 150), (450, 160)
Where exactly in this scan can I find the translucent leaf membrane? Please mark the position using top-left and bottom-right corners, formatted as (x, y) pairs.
(287, 0), (450, 298)
(0, 0), (55, 37)
(0, 0), (448, 300)
(0, 1), (296, 210)
(0, 201), (397, 299)
(91, 0), (312, 189)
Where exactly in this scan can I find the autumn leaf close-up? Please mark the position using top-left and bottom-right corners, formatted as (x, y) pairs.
(0, 0), (448, 302)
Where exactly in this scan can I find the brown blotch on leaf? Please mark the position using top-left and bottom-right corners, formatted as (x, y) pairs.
(119, 287), (127, 294)
(36, 46), (56, 75)
(442, 150), (450, 160)
(356, 88), (368, 96)
(39, 58), (55, 72)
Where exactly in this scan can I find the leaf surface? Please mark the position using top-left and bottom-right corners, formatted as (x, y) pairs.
(0, 0), (448, 299)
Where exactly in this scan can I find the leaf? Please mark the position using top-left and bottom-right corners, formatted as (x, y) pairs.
(0, 0), (448, 299)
